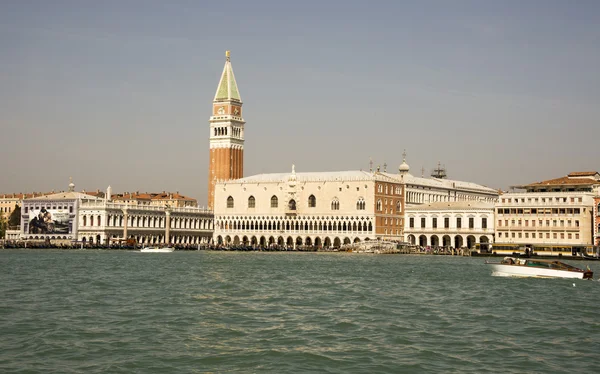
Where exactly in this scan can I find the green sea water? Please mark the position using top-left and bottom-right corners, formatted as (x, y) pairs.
(1, 250), (599, 373)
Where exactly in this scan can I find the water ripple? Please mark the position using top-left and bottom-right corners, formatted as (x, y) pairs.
(1, 250), (600, 373)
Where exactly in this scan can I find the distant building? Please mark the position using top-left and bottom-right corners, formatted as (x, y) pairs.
(214, 168), (405, 248)
(495, 172), (600, 247)
(19, 181), (212, 245)
(77, 199), (212, 246)
(19, 180), (101, 242)
(111, 191), (197, 208)
(405, 201), (495, 249)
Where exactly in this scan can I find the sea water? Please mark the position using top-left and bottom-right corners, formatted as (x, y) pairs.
(1, 250), (599, 373)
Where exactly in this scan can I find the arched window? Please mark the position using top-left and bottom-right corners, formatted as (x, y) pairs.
(308, 195), (316, 208)
(331, 198), (339, 210)
(248, 196), (255, 208)
(396, 201), (401, 213)
(271, 196), (278, 208)
(83, 216), (87, 226)
(288, 199), (296, 210)
(356, 197), (365, 210)
(376, 199), (382, 211)
(227, 196), (234, 208)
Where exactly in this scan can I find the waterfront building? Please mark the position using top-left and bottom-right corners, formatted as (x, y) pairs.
(19, 180), (102, 242)
(111, 191), (198, 208)
(18, 181), (213, 245)
(495, 172), (600, 248)
(213, 167), (405, 248)
(381, 156), (498, 248)
(208, 50), (245, 210)
(77, 198), (212, 246)
(405, 201), (495, 249)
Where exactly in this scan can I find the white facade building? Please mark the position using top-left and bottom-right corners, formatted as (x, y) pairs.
(19, 182), (213, 246)
(78, 201), (213, 246)
(405, 201), (495, 249)
(214, 168), (404, 248)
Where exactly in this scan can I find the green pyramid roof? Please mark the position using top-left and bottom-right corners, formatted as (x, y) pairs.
(214, 52), (241, 102)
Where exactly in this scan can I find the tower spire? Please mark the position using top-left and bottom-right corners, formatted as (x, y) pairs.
(208, 51), (246, 210)
(214, 50), (241, 102)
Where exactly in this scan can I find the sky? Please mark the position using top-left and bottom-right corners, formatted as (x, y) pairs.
(1, 0), (599, 206)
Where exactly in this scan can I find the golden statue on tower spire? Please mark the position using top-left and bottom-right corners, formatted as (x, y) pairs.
(226, 50), (230, 61)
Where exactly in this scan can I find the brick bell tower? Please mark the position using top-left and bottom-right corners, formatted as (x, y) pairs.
(208, 51), (245, 210)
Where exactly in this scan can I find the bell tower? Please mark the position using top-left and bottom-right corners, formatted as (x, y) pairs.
(208, 51), (245, 210)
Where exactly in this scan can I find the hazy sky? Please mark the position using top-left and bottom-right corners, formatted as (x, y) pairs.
(1, 0), (599, 206)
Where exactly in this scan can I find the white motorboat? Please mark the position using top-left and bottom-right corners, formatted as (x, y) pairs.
(140, 247), (175, 253)
(486, 257), (593, 279)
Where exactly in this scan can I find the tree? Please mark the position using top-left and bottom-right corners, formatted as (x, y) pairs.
(8, 204), (20, 228)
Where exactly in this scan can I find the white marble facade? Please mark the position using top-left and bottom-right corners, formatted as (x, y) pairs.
(405, 201), (495, 249)
(213, 170), (400, 248)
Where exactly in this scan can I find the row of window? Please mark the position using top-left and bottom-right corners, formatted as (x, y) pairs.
(501, 197), (583, 204)
(0, 207), (12, 213)
(24, 205), (73, 214)
(497, 208), (582, 215)
(81, 215), (211, 230)
(381, 217), (402, 226)
(498, 219), (580, 228)
(498, 232), (580, 240)
(406, 192), (497, 204)
(218, 219), (374, 232)
(409, 217), (485, 229)
(228, 195), (369, 211)
(376, 199), (401, 213)
(377, 184), (402, 195)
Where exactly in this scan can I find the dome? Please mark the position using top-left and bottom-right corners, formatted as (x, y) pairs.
(399, 150), (410, 174)
(399, 161), (410, 173)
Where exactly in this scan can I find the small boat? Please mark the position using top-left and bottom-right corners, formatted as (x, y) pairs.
(486, 257), (593, 280)
(580, 246), (600, 261)
(140, 247), (175, 253)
